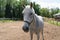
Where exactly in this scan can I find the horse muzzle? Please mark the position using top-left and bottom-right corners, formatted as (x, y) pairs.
(22, 26), (29, 32)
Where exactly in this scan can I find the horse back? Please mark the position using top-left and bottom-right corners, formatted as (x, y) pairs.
(36, 15), (44, 28)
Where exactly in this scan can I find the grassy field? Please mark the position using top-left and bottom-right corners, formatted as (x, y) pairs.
(48, 20), (60, 26)
(0, 19), (60, 26)
(44, 17), (60, 26)
(0, 20), (15, 23)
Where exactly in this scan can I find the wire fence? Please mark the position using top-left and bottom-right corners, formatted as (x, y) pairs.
(0, 17), (60, 26)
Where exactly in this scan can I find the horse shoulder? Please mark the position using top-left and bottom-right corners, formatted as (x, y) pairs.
(37, 16), (43, 22)
(37, 16), (44, 27)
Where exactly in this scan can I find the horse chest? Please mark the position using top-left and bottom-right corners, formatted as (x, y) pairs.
(29, 18), (40, 33)
(30, 27), (37, 33)
(30, 24), (40, 33)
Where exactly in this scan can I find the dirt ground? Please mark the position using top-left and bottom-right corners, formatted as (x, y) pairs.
(0, 21), (60, 40)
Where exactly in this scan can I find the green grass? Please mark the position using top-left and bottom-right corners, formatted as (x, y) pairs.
(48, 20), (60, 26)
(0, 20), (15, 23)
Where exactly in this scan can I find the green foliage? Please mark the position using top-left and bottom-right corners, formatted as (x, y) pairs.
(0, 0), (6, 18)
(33, 2), (40, 15)
(40, 8), (60, 18)
(49, 8), (59, 18)
(48, 20), (60, 26)
(0, 20), (15, 23)
(40, 8), (49, 17)
(0, 0), (60, 20)
(5, 3), (12, 18)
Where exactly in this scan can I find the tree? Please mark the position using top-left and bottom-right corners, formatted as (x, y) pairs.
(0, 0), (6, 18)
(11, 0), (29, 20)
(55, 7), (59, 13)
(5, 3), (12, 18)
(40, 8), (49, 17)
(33, 2), (40, 15)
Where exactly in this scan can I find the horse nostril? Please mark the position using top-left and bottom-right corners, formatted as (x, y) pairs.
(26, 27), (29, 30)
(22, 26), (29, 32)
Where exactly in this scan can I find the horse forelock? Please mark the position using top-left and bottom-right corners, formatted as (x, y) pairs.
(25, 5), (30, 8)
(23, 5), (35, 14)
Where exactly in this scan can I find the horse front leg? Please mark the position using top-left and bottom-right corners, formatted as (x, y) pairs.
(37, 33), (40, 40)
(30, 31), (33, 40)
(41, 30), (44, 40)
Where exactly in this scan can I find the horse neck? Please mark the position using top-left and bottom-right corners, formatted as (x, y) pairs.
(31, 13), (36, 26)
(33, 14), (37, 23)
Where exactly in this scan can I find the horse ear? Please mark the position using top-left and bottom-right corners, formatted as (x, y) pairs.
(30, 2), (33, 8)
(22, 4), (25, 9)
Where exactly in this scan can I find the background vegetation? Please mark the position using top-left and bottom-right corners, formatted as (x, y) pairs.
(0, 0), (60, 20)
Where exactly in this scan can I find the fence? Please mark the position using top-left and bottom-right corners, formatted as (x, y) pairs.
(0, 18), (21, 20)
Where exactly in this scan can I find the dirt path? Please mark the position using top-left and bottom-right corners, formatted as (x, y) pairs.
(0, 21), (60, 40)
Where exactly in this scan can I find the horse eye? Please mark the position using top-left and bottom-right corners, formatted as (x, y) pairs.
(30, 13), (32, 15)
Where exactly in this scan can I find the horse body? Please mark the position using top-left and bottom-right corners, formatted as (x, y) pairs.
(22, 3), (44, 40)
(30, 14), (44, 34)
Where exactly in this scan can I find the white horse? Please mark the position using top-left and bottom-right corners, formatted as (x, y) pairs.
(22, 2), (44, 40)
